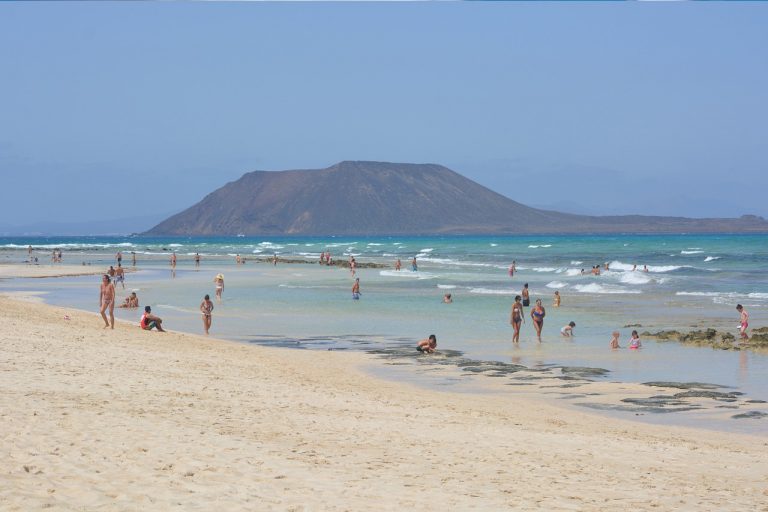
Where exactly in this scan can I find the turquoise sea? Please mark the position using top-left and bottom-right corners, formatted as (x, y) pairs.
(2, 234), (767, 432)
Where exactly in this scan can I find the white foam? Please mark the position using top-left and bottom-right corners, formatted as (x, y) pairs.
(489, 243), (498, 247)
(570, 261), (583, 265)
(546, 281), (568, 289)
(437, 284), (457, 289)
(704, 256), (721, 262)
(419, 248), (434, 253)
(532, 267), (557, 272)
(469, 288), (516, 295)
(573, 284), (641, 294)
(528, 244), (552, 248)
(379, 270), (437, 280)
(619, 273), (652, 285)
(564, 268), (582, 276)
(609, 260), (687, 273)
(680, 250), (703, 255)
(748, 293), (768, 299)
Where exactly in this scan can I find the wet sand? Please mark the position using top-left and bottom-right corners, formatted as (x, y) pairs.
(1, 292), (767, 510)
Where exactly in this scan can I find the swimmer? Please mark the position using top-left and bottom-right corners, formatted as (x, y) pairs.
(352, 278), (361, 300)
(521, 283), (530, 308)
(200, 294), (214, 335)
(99, 274), (115, 329)
(530, 298), (546, 342)
(628, 330), (642, 349)
(643, 265), (648, 273)
(416, 335), (437, 353)
(736, 304), (749, 340)
(118, 292), (139, 308)
(510, 295), (525, 343)
(553, 290), (561, 307)
(395, 258), (401, 271)
(443, 293), (452, 304)
(508, 260), (516, 277)
(411, 257), (418, 272)
(561, 321), (576, 337)
(610, 331), (621, 349)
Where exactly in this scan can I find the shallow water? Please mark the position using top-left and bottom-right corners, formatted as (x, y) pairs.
(3, 234), (767, 433)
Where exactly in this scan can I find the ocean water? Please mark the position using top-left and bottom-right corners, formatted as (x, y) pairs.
(3, 234), (768, 430)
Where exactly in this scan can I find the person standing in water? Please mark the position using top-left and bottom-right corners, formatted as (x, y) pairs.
(395, 258), (401, 271)
(553, 290), (561, 307)
(131, 251), (137, 266)
(114, 263), (125, 289)
(352, 278), (361, 300)
(737, 304), (749, 341)
(609, 331), (621, 349)
(521, 283), (530, 308)
(200, 294), (214, 335)
(214, 274), (224, 300)
(411, 257), (418, 272)
(510, 295), (525, 343)
(530, 298), (546, 342)
(195, 253), (201, 267)
(99, 274), (115, 330)
(170, 252), (177, 268)
(508, 261), (516, 277)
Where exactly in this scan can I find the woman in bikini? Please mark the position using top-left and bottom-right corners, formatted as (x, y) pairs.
(200, 294), (214, 335)
(99, 274), (115, 329)
(214, 274), (224, 300)
(530, 298), (546, 342)
(510, 295), (525, 343)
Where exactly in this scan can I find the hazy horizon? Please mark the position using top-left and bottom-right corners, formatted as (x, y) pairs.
(2, 3), (766, 233)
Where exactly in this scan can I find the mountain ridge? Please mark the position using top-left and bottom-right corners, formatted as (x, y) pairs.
(144, 161), (768, 235)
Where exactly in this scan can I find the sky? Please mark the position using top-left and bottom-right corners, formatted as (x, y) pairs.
(1, 2), (766, 233)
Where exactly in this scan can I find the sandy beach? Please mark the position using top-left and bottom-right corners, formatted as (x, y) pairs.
(1, 285), (767, 511)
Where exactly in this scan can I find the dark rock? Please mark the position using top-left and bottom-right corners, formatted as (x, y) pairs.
(643, 381), (726, 390)
(732, 411), (768, 420)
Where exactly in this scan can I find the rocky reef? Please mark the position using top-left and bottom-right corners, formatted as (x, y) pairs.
(641, 327), (768, 350)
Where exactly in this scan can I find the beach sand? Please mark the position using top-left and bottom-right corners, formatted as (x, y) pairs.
(0, 264), (112, 279)
(1, 295), (767, 510)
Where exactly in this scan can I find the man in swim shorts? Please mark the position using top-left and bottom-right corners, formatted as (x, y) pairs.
(140, 306), (165, 332)
(352, 278), (361, 300)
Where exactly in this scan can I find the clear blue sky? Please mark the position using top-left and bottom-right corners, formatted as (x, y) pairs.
(1, 2), (766, 231)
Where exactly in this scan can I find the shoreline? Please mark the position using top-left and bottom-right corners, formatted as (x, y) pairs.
(3, 263), (768, 435)
(2, 296), (767, 509)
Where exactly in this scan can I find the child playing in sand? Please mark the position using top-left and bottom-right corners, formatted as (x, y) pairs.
(628, 330), (641, 349)
(560, 321), (576, 337)
(416, 335), (437, 353)
(610, 331), (621, 349)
